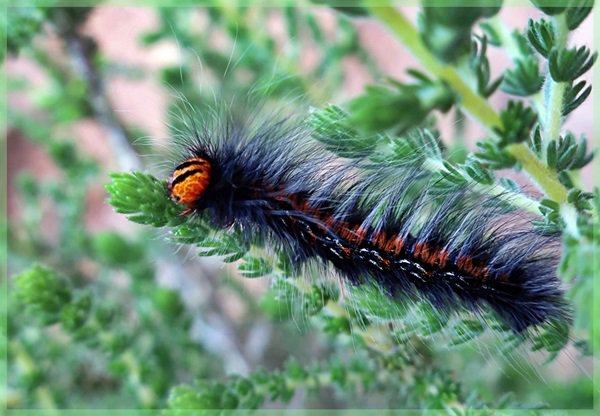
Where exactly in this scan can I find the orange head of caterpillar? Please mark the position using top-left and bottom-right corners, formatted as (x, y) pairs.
(168, 157), (212, 212)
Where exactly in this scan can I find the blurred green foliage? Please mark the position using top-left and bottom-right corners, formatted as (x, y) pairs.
(5, 1), (597, 412)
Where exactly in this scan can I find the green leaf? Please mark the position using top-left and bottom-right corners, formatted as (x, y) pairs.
(528, 125), (543, 157)
(106, 171), (186, 227)
(321, 315), (352, 335)
(239, 256), (273, 278)
(501, 55), (543, 96)
(284, 7), (299, 40)
(549, 46), (597, 82)
(547, 140), (558, 170)
(6, 7), (46, 56)
(60, 292), (92, 331)
(417, 303), (446, 336)
(92, 231), (143, 267)
(381, 128), (443, 167)
(349, 84), (417, 132)
(499, 333), (527, 356)
(511, 29), (535, 56)
(448, 319), (485, 346)
(526, 18), (555, 58)
(567, 189), (594, 210)
(493, 101), (537, 146)
(415, 128), (445, 159)
(558, 171), (575, 188)
(309, 104), (378, 158)
(305, 13), (324, 43)
(556, 132), (578, 171)
(531, 320), (570, 358)
(548, 131), (595, 172)
(474, 141), (517, 169)
(569, 134), (595, 169)
(14, 264), (72, 324)
(168, 384), (221, 410)
(347, 78), (454, 136)
(169, 222), (211, 245)
(470, 35), (503, 98)
(565, 0), (594, 30)
(499, 177), (520, 193)
(464, 157), (495, 185)
(479, 21), (501, 46)
(419, 1), (501, 63)
(197, 234), (248, 263)
(441, 160), (469, 186)
(539, 198), (561, 214)
(347, 284), (409, 320)
(562, 80), (592, 116)
(284, 358), (309, 381)
(260, 279), (299, 320)
(530, 0), (567, 15)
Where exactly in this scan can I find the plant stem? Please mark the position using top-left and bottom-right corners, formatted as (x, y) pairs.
(506, 143), (567, 202)
(364, 2), (569, 205)
(489, 15), (522, 61)
(541, 14), (569, 152)
(543, 79), (566, 148)
(486, 15), (575, 216)
(553, 12), (570, 48)
(367, 3), (501, 129)
(53, 9), (141, 171)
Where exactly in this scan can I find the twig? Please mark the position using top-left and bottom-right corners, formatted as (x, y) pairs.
(54, 9), (141, 171)
(363, 1), (569, 205)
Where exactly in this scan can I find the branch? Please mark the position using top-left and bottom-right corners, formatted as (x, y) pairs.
(542, 14), (568, 152)
(53, 9), (141, 171)
(364, 1), (569, 204)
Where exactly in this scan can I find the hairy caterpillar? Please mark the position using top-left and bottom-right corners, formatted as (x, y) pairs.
(165, 101), (571, 333)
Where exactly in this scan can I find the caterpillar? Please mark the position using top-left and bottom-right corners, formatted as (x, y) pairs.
(165, 101), (571, 333)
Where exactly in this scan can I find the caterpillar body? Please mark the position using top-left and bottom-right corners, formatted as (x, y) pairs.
(166, 103), (570, 333)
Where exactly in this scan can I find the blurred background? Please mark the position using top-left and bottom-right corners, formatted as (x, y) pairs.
(5, 3), (595, 410)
